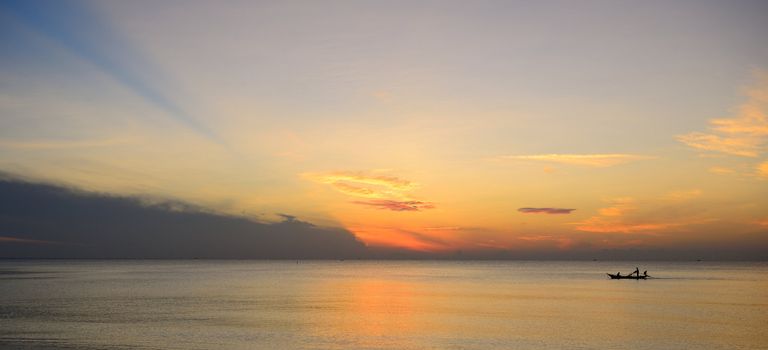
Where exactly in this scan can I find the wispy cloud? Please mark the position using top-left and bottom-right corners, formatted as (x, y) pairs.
(518, 207), (575, 214)
(306, 171), (436, 213)
(758, 161), (768, 179)
(496, 154), (653, 167)
(573, 197), (674, 233)
(330, 182), (378, 197)
(314, 172), (413, 189)
(709, 166), (735, 175)
(304, 171), (415, 198)
(678, 72), (768, 157)
(596, 197), (635, 217)
(662, 189), (702, 202)
(353, 200), (435, 212)
(575, 220), (678, 233)
(676, 133), (763, 157)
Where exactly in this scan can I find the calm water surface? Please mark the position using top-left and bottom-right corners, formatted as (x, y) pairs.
(1, 260), (766, 349)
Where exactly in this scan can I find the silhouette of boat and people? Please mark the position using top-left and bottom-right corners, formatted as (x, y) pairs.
(607, 266), (649, 279)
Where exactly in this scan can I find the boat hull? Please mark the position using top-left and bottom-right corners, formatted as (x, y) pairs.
(607, 273), (647, 279)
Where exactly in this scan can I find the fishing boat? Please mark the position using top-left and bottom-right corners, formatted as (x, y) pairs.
(607, 273), (647, 279)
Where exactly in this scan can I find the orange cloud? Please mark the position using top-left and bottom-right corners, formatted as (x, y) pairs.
(758, 161), (768, 178)
(497, 154), (653, 167)
(307, 171), (413, 189)
(573, 197), (677, 233)
(662, 189), (702, 202)
(597, 197), (635, 216)
(575, 220), (677, 234)
(331, 182), (377, 197)
(678, 73), (768, 157)
(598, 207), (624, 216)
(676, 132), (762, 157)
(304, 171), (415, 199)
(353, 200), (435, 212)
(708, 166), (735, 175)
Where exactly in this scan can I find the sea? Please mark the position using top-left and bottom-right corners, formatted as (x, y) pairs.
(1, 260), (766, 350)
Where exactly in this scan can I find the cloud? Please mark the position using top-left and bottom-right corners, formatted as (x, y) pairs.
(709, 166), (735, 175)
(662, 189), (702, 202)
(574, 194), (720, 234)
(677, 72), (768, 157)
(0, 174), (367, 258)
(497, 154), (653, 167)
(330, 182), (378, 197)
(304, 171), (415, 199)
(352, 200), (435, 212)
(308, 171), (413, 190)
(597, 197), (635, 216)
(575, 220), (677, 233)
(676, 133), (763, 157)
(518, 207), (575, 214)
(758, 161), (768, 178)
(305, 171), (436, 212)
(573, 197), (675, 233)
(0, 173), (762, 260)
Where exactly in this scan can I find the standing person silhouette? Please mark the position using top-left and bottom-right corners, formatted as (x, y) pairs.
(634, 267), (640, 277)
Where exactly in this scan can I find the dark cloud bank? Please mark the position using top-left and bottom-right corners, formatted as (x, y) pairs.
(1, 174), (765, 260)
(0, 175), (365, 259)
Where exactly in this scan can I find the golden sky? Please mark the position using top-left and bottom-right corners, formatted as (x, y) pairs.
(1, 0), (767, 255)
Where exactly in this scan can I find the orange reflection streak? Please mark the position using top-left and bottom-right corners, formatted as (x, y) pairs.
(341, 280), (418, 338)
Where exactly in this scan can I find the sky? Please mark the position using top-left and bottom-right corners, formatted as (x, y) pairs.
(1, 0), (767, 259)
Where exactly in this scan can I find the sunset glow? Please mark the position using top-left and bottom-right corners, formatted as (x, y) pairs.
(1, 0), (767, 259)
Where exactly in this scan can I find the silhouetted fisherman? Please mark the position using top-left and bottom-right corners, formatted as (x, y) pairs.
(633, 267), (640, 277)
